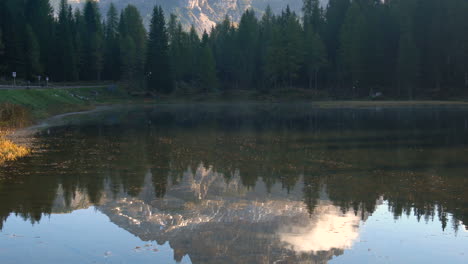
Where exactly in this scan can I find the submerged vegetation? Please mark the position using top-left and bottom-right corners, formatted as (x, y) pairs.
(1, 0), (468, 99)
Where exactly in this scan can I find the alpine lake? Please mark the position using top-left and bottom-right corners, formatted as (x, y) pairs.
(0, 103), (467, 264)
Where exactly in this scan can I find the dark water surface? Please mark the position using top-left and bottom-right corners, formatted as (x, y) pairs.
(1, 104), (468, 264)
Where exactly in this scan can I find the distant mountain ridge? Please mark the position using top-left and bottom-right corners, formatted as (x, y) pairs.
(51, 0), (308, 32)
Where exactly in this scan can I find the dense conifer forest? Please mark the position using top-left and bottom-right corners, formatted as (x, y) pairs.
(1, 0), (468, 99)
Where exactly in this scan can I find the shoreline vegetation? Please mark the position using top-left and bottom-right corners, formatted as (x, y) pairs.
(0, 103), (31, 165)
(1, 84), (468, 166)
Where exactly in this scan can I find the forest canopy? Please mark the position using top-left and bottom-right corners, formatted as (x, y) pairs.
(0, 0), (468, 99)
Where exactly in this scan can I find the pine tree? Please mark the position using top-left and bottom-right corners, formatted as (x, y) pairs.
(119, 35), (136, 81)
(168, 14), (185, 83)
(0, 28), (5, 74)
(338, 1), (366, 96)
(118, 5), (146, 83)
(395, 2), (419, 99)
(73, 8), (84, 80)
(187, 25), (201, 84)
(303, 0), (323, 33)
(266, 7), (304, 87)
(25, 0), (53, 74)
(325, 0), (350, 82)
(1, 0), (27, 77)
(55, 0), (78, 81)
(103, 3), (120, 81)
(236, 10), (260, 89)
(24, 25), (42, 80)
(304, 27), (327, 90)
(197, 34), (218, 92)
(210, 17), (236, 88)
(146, 6), (174, 93)
(81, 0), (104, 81)
(258, 6), (275, 90)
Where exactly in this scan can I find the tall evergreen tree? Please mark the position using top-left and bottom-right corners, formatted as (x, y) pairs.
(118, 5), (146, 83)
(338, 1), (367, 96)
(395, 1), (419, 99)
(119, 35), (136, 81)
(258, 6), (275, 90)
(103, 3), (120, 81)
(303, 0), (323, 33)
(2, 0), (27, 77)
(0, 28), (5, 74)
(24, 0), (53, 74)
(72, 8), (84, 80)
(81, 0), (103, 81)
(167, 14), (186, 83)
(304, 27), (327, 91)
(210, 17), (236, 89)
(146, 6), (173, 93)
(236, 10), (260, 89)
(266, 7), (304, 87)
(325, 0), (350, 82)
(55, 0), (78, 81)
(197, 32), (218, 92)
(187, 25), (201, 84)
(24, 25), (42, 80)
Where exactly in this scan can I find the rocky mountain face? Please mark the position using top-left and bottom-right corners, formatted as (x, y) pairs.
(55, 0), (306, 33)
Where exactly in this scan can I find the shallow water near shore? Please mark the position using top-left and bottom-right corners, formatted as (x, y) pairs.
(0, 103), (468, 263)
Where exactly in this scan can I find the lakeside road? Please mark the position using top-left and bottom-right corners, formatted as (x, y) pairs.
(0, 84), (110, 90)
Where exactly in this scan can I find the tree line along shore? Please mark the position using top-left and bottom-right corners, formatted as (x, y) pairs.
(1, 0), (468, 100)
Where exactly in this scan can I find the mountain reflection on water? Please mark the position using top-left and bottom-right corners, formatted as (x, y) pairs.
(0, 104), (468, 263)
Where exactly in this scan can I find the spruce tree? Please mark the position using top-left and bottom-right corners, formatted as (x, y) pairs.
(304, 26), (327, 90)
(236, 10), (259, 89)
(197, 33), (218, 92)
(119, 35), (136, 81)
(25, 0), (53, 74)
(187, 25), (201, 84)
(325, 0), (350, 81)
(118, 5), (146, 83)
(395, 3), (419, 99)
(266, 7), (304, 87)
(103, 3), (120, 81)
(81, 0), (103, 81)
(146, 6), (173, 93)
(210, 17), (235, 88)
(167, 14), (185, 83)
(24, 25), (42, 80)
(303, 0), (323, 33)
(73, 8), (84, 80)
(55, 0), (78, 81)
(338, 1), (366, 96)
(258, 6), (274, 90)
(0, 29), (5, 74)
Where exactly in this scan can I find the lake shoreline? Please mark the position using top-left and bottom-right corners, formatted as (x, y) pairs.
(2, 85), (468, 166)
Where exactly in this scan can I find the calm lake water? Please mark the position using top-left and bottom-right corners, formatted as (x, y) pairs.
(0, 103), (468, 264)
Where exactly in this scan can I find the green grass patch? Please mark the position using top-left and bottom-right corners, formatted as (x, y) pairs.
(0, 86), (131, 120)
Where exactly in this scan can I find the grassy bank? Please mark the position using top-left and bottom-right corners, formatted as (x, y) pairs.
(2, 86), (467, 120)
(0, 85), (134, 165)
(0, 86), (134, 120)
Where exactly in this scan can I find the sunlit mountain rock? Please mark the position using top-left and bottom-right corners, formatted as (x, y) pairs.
(51, 0), (309, 33)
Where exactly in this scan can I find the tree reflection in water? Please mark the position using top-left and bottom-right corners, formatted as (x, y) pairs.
(0, 104), (467, 262)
